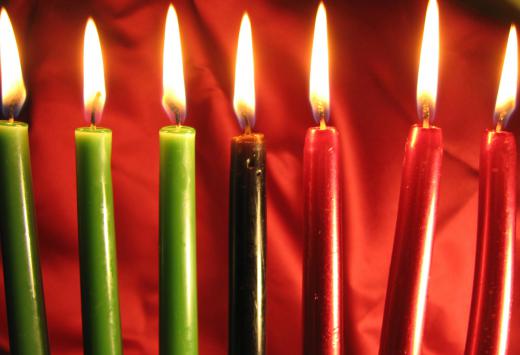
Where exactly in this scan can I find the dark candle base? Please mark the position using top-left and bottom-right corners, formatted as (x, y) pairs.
(229, 133), (266, 355)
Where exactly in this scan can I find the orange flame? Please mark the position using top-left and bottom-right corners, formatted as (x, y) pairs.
(83, 18), (106, 125)
(233, 13), (255, 131)
(309, 3), (329, 125)
(163, 4), (186, 124)
(0, 8), (26, 118)
(494, 25), (518, 130)
(416, 0), (439, 125)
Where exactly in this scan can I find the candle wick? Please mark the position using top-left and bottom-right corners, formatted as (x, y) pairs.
(496, 113), (505, 132)
(316, 101), (328, 129)
(244, 122), (252, 135)
(90, 111), (96, 127)
(421, 103), (431, 128)
(7, 106), (15, 124)
(174, 109), (182, 127)
(242, 113), (252, 135)
(320, 118), (327, 130)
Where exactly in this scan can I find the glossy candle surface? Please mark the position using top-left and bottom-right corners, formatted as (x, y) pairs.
(303, 126), (343, 355)
(159, 125), (198, 355)
(379, 125), (443, 355)
(465, 130), (516, 355)
(75, 127), (122, 355)
(0, 121), (50, 355)
(229, 133), (266, 355)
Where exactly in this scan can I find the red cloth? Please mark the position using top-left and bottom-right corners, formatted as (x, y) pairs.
(0, 0), (519, 354)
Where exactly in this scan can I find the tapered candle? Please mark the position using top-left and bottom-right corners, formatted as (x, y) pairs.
(379, 1), (442, 355)
(229, 14), (266, 355)
(465, 25), (517, 355)
(303, 4), (343, 355)
(75, 18), (122, 355)
(159, 5), (199, 355)
(0, 8), (50, 355)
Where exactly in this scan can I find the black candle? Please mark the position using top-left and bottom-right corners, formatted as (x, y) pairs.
(229, 13), (266, 355)
(229, 134), (266, 355)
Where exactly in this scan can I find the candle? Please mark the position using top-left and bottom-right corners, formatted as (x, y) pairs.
(159, 5), (199, 355)
(378, 1), (442, 355)
(302, 4), (343, 355)
(228, 14), (266, 355)
(0, 8), (50, 354)
(76, 19), (122, 355)
(465, 25), (517, 355)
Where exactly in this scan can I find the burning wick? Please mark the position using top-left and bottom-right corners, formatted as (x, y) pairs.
(495, 111), (507, 133)
(421, 102), (432, 129)
(90, 91), (102, 128)
(316, 101), (327, 130)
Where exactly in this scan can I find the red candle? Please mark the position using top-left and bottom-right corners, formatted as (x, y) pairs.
(465, 25), (517, 355)
(303, 4), (343, 354)
(379, 1), (442, 355)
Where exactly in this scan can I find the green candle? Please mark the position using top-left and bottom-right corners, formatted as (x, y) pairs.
(159, 6), (199, 354)
(76, 18), (122, 355)
(75, 127), (122, 355)
(0, 8), (49, 355)
(159, 126), (198, 355)
(0, 122), (50, 355)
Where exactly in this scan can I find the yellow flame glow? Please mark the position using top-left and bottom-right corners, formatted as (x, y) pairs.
(83, 18), (106, 124)
(309, 3), (330, 124)
(495, 25), (518, 128)
(416, 0), (439, 122)
(233, 13), (255, 130)
(163, 4), (186, 124)
(0, 8), (26, 116)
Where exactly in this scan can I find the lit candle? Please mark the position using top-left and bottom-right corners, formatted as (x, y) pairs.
(378, 1), (442, 355)
(228, 13), (266, 355)
(302, 4), (343, 355)
(159, 5), (198, 355)
(464, 25), (517, 355)
(76, 18), (123, 355)
(0, 8), (50, 355)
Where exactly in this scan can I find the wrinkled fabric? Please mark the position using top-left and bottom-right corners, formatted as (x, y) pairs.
(0, 0), (519, 354)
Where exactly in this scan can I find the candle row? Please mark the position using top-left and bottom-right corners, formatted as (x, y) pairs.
(0, 1), (517, 355)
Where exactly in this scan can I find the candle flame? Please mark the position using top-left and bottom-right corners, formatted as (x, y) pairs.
(494, 25), (518, 130)
(0, 8), (26, 118)
(233, 13), (255, 132)
(163, 4), (186, 125)
(309, 3), (330, 125)
(416, 0), (439, 125)
(83, 18), (106, 125)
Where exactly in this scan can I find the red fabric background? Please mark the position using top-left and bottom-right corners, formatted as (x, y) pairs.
(0, 0), (519, 354)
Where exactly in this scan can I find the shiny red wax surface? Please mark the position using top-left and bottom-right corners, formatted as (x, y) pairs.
(379, 125), (443, 355)
(465, 130), (516, 355)
(303, 126), (343, 355)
